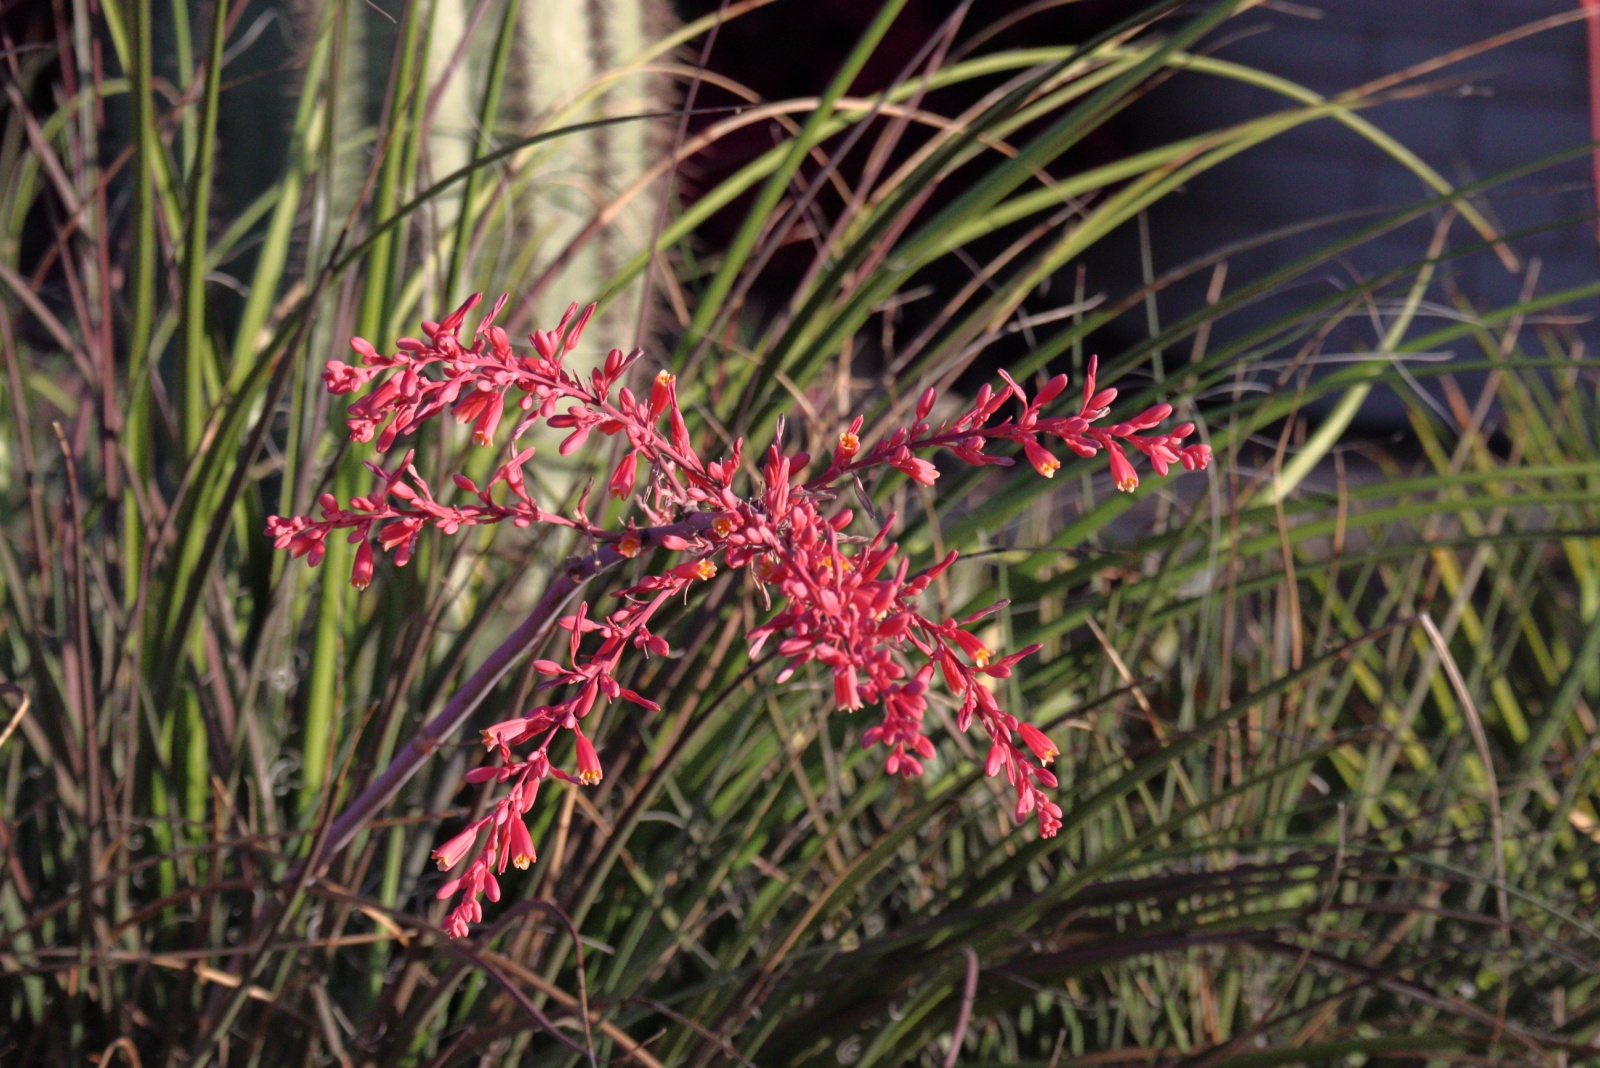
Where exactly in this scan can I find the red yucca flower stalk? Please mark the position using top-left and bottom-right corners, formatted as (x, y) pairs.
(268, 293), (1212, 938)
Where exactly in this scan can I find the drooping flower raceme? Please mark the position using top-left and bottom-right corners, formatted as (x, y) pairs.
(267, 294), (1211, 938)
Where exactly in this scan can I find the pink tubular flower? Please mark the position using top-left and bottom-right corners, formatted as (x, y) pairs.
(669, 558), (717, 582)
(1022, 439), (1061, 478)
(269, 293), (1214, 935)
(650, 369), (676, 418)
(507, 818), (536, 870)
(1017, 722), (1059, 764)
(350, 539), (375, 590)
(574, 731), (602, 785)
(609, 451), (639, 499)
(836, 417), (864, 464)
(1107, 442), (1139, 493)
(432, 825), (479, 872)
(834, 665), (864, 711)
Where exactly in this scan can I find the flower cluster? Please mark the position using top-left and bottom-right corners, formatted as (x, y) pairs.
(267, 293), (1211, 937)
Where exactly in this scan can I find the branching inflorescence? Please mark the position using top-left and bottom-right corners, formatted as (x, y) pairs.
(268, 293), (1212, 937)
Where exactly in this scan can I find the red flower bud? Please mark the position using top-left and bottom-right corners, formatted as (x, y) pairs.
(1036, 373), (1068, 407)
(1128, 403), (1173, 429)
(985, 744), (1006, 777)
(889, 447), (938, 485)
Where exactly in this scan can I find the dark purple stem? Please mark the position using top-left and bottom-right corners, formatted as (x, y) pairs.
(319, 511), (720, 856)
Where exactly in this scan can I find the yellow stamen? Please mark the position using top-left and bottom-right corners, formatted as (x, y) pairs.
(618, 531), (642, 558)
(838, 430), (860, 454)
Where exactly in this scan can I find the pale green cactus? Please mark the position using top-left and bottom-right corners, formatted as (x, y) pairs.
(503, 0), (674, 333)
(194, 0), (673, 362)
(300, 0), (676, 344)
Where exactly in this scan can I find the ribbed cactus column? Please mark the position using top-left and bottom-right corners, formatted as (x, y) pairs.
(288, 0), (674, 340)
(506, 0), (674, 338)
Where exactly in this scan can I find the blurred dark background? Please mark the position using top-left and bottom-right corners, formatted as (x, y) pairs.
(8, 0), (1592, 408)
(676, 0), (1597, 421)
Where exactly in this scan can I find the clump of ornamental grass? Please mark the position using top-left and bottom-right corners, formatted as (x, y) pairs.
(268, 292), (1211, 935)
